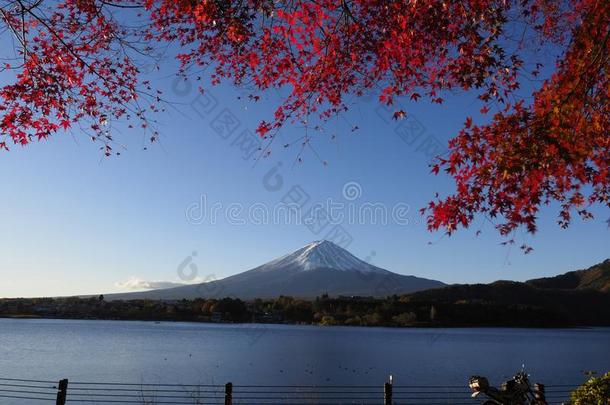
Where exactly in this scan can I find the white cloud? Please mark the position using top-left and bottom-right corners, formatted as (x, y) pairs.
(115, 277), (205, 291)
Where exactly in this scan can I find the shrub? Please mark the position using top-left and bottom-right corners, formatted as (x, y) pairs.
(319, 315), (336, 326)
(570, 372), (610, 405)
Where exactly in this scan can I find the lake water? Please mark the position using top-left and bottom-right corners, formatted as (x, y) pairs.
(0, 319), (609, 404)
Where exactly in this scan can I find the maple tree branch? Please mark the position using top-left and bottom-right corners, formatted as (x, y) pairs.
(98, 0), (142, 9)
(0, 7), (28, 60)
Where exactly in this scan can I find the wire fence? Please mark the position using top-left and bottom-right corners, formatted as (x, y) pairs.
(0, 377), (577, 404)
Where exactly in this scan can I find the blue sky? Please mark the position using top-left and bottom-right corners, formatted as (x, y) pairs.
(0, 62), (608, 298)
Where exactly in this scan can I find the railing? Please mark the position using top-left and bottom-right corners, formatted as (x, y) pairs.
(0, 377), (577, 404)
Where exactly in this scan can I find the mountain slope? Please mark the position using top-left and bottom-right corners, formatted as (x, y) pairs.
(404, 280), (610, 326)
(400, 259), (610, 326)
(526, 259), (610, 292)
(106, 241), (445, 300)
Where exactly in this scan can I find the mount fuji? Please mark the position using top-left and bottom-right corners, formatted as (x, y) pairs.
(106, 241), (445, 300)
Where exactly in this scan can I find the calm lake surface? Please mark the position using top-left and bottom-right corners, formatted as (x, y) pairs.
(1, 319), (609, 404)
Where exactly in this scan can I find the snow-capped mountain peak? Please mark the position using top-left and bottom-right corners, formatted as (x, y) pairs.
(259, 240), (386, 273)
(106, 240), (446, 300)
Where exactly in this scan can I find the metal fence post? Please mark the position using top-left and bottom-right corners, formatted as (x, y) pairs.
(225, 382), (233, 405)
(56, 379), (68, 405)
(384, 375), (393, 405)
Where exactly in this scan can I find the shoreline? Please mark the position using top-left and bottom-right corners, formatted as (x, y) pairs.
(0, 314), (601, 330)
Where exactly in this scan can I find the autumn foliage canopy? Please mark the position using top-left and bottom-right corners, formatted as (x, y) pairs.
(0, 0), (608, 245)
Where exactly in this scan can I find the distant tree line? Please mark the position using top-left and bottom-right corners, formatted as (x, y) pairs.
(2, 283), (609, 327)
